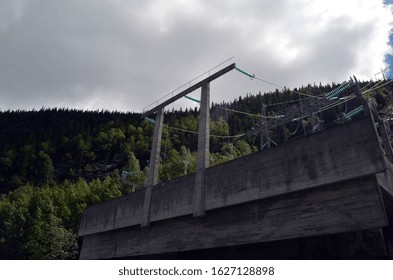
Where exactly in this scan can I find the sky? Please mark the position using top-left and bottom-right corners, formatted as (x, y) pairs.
(0, 0), (392, 113)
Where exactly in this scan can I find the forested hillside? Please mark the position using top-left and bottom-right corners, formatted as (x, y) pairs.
(0, 79), (391, 259)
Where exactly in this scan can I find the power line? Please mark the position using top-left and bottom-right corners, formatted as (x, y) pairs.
(235, 66), (320, 99)
(360, 80), (375, 91)
(242, 92), (357, 138)
(264, 97), (309, 106)
(362, 80), (393, 94)
(144, 117), (245, 139)
(214, 105), (284, 119)
(142, 57), (234, 113)
(148, 69), (368, 151)
(289, 119), (300, 135)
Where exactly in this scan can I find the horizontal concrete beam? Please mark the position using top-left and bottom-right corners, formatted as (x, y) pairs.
(79, 176), (388, 259)
(141, 63), (236, 118)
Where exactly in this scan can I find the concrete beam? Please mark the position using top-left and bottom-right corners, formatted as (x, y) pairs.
(79, 176), (389, 259)
(142, 63), (235, 118)
(193, 83), (210, 217)
(141, 107), (164, 227)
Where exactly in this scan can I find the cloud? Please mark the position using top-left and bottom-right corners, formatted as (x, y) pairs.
(0, 0), (392, 112)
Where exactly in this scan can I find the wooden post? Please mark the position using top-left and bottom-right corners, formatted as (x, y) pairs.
(193, 83), (210, 217)
(141, 107), (164, 227)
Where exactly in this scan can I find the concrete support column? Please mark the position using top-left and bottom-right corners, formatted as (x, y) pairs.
(193, 83), (210, 217)
(142, 107), (164, 227)
(353, 75), (369, 115)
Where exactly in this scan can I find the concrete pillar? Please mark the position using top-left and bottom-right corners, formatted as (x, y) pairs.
(141, 107), (164, 227)
(353, 75), (369, 115)
(193, 83), (210, 217)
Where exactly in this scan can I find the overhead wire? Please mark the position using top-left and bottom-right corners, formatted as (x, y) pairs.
(207, 82), (356, 141)
(184, 93), (288, 118)
(360, 80), (375, 91)
(362, 80), (393, 94)
(187, 67), (355, 123)
(264, 98), (306, 106)
(142, 57), (234, 113)
(363, 79), (385, 92)
(266, 82), (354, 106)
(240, 93), (357, 138)
(314, 95), (356, 115)
(144, 117), (245, 139)
(235, 66), (320, 99)
(213, 105), (284, 119)
(143, 62), (391, 164)
(163, 64), (373, 150)
(289, 119), (300, 135)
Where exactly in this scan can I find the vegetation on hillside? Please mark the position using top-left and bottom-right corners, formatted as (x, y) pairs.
(0, 79), (391, 259)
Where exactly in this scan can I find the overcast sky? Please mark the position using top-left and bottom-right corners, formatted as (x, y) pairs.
(0, 0), (392, 113)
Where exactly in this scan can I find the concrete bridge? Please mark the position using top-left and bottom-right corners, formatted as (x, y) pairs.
(78, 111), (393, 259)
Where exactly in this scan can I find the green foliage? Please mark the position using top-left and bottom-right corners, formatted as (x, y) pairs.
(37, 151), (55, 185)
(160, 149), (186, 181)
(0, 174), (125, 259)
(374, 91), (387, 110)
(0, 79), (391, 259)
(122, 151), (146, 191)
(210, 140), (253, 166)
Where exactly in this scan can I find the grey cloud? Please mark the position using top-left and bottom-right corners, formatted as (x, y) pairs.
(0, 0), (392, 112)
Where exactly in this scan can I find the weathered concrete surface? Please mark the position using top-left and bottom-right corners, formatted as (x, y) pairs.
(193, 82), (210, 217)
(377, 159), (393, 226)
(79, 188), (146, 236)
(149, 174), (195, 222)
(79, 116), (385, 237)
(377, 159), (393, 198)
(203, 115), (384, 210)
(142, 107), (164, 227)
(79, 176), (388, 259)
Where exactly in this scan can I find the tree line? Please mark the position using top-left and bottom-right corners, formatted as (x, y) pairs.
(0, 79), (391, 259)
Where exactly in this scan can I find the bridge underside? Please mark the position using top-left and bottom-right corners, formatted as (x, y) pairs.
(80, 176), (392, 259)
(112, 228), (392, 260)
(79, 115), (393, 259)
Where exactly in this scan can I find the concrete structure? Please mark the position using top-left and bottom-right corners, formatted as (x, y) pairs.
(78, 112), (393, 259)
(193, 83), (210, 217)
(141, 80), (212, 223)
(141, 107), (164, 227)
(140, 62), (235, 226)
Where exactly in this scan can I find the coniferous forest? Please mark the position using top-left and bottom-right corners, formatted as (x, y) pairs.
(0, 80), (392, 259)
